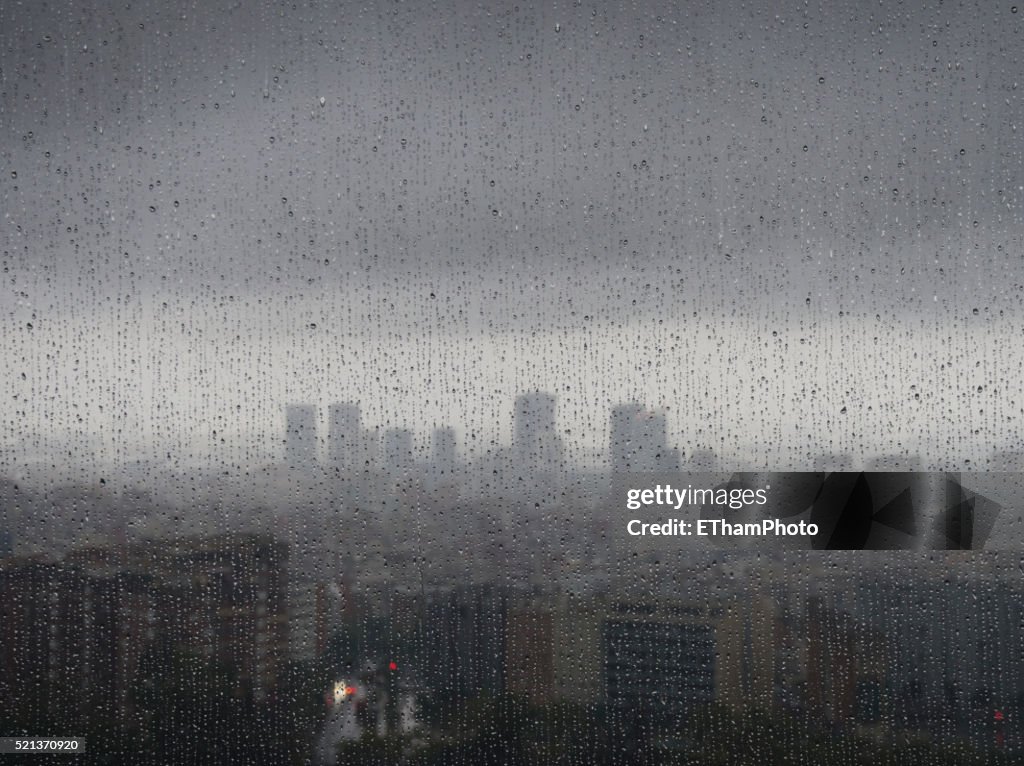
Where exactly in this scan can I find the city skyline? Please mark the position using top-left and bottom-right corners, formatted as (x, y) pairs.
(11, 381), (1024, 482)
(5, 311), (1023, 470)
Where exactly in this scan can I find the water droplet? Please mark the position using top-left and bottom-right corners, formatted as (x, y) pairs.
(319, 96), (326, 107)
(554, 22), (561, 32)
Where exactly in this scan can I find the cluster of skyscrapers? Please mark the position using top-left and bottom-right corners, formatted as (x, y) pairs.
(283, 393), (704, 479)
(283, 403), (457, 480)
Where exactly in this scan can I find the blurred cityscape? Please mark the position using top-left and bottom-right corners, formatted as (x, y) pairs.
(2, 393), (1024, 763)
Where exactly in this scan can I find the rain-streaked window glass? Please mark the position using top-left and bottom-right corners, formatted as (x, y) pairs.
(2, 0), (1024, 763)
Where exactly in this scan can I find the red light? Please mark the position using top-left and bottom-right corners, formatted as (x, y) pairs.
(389, 661), (398, 671)
(995, 710), (1005, 721)
(346, 686), (357, 696)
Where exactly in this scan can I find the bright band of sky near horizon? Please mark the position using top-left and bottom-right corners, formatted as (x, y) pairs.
(3, 294), (1019, 468)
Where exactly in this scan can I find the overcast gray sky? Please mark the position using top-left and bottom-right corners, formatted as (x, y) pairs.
(2, 0), (1023, 469)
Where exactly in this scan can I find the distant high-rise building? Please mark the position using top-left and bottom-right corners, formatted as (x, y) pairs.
(610, 403), (680, 473)
(284, 404), (317, 469)
(328, 403), (363, 472)
(383, 428), (415, 476)
(611, 403), (645, 473)
(514, 392), (562, 472)
(431, 427), (458, 479)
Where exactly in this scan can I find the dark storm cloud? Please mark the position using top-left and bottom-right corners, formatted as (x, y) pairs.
(3, 0), (1022, 327)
